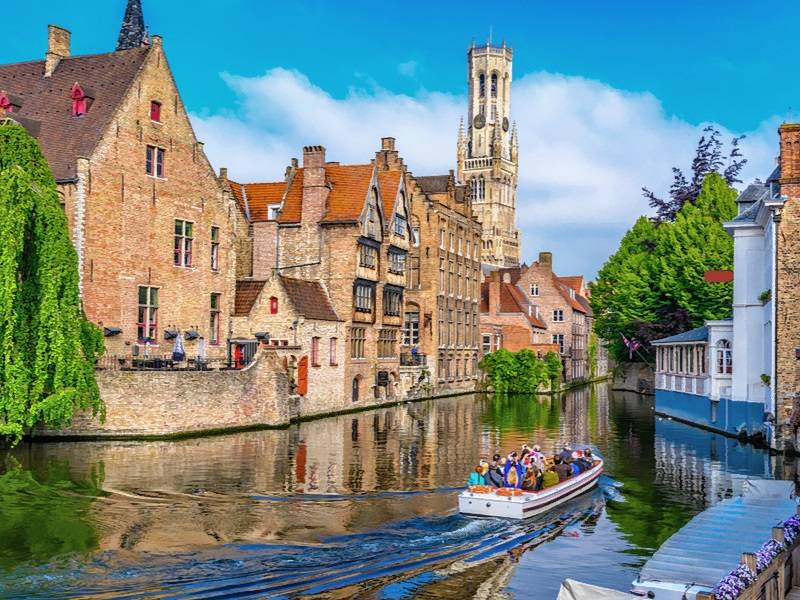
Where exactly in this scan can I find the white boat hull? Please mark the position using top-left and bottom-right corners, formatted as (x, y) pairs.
(458, 460), (604, 519)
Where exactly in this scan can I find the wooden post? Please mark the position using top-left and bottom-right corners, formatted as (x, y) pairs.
(696, 593), (715, 600)
(774, 527), (787, 600)
(743, 552), (758, 573)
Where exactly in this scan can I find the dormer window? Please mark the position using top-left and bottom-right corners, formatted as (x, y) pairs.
(150, 100), (162, 123)
(0, 91), (19, 114)
(71, 83), (92, 117)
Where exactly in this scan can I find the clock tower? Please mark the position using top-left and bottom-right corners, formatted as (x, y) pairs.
(457, 41), (520, 267)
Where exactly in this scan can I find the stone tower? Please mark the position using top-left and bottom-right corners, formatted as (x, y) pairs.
(457, 41), (521, 267)
(116, 0), (149, 51)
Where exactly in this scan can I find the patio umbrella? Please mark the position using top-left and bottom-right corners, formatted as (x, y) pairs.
(171, 332), (186, 362)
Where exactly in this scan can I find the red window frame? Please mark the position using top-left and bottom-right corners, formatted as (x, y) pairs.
(137, 286), (158, 342)
(150, 100), (162, 122)
(210, 226), (220, 271)
(71, 83), (88, 116)
(269, 296), (278, 314)
(311, 337), (320, 367)
(329, 338), (338, 366)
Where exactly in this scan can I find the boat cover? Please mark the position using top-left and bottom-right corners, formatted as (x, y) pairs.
(637, 479), (796, 588)
(557, 579), (636, 599)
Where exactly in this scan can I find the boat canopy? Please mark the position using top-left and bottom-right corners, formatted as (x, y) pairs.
(557, 579), (636, 599)
(637, 479), (796, 588)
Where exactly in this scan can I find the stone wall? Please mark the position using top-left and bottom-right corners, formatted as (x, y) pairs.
(36, 349), (291, 438)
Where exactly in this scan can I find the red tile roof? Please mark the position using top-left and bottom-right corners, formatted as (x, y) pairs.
(480, 281), (546, 329)
(0, 48), (150, 181)
(552, 273), (587, 313)
(229, 180), (284, 222)
(280, 276), (340, 322)
(378, 171), (402, 219)
(558, 276), (584, 294)
(322, 164), (375, 224)
(234, 280), (266, 316)
(277, 169), (304, 224)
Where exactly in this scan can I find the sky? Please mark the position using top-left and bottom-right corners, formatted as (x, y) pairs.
(4, 0), (798, 278)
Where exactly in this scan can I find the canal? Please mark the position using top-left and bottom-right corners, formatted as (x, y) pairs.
(0, 384), (785, 599)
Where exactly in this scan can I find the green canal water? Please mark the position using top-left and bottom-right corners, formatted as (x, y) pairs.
(0, 385), (785, 599)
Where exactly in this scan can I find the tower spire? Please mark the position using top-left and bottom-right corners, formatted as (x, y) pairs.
(116, 0), (149, 51)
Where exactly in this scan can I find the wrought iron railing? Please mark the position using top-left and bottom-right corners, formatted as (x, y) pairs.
(400, 352), (427, 367)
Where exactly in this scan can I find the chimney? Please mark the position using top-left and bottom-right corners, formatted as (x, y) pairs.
(779, 123), (800, 186)
(488, 276), (500, 316)
(218, 167), (228, 182)
(45, 25), (70, 77)
(538, 251), (553, 271)
(502, 272), (511, 284)
(301, 145), (328, 223)
(381, 137), (395, 151)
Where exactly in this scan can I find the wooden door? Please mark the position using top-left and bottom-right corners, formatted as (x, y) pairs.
(297, 356), (308, 397)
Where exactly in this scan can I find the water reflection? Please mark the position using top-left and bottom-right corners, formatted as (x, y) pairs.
(0, 386), (783, 599)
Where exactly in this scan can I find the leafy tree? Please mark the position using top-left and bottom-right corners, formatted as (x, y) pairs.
(643, 126), (746, 222)
(479, 348), (558, 394)
(0, 122), (104, 444)
(592, 173), (736, 363)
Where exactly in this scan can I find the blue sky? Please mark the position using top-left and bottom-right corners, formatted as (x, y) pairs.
(4, 1), (795, 276)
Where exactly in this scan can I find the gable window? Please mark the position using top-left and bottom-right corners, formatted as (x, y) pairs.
(269, 296), (278, 314)
(553, 309), (564, 322)
(174, 220), (193, 267)
(366, 194), (378, 238)
(350, 327), (366, 359)
(552, 334), (565, 354)
(71, 83), (90, 116)
(209, 293), (221, 345)
(530, 284), (539, 296)
(378, 329), (397, 358)
(210, 226), (220, 271)
(146, 145), (165, 177)
(388, 250), (406, 275)
(150, 100), (162, 122)
(354, 282), (374, 313)
(137, 286), (159, 342)
(267, 205), (281, 220)
(394, 212), (407, 237)
(412, 226), (420, 247)
(383, 287), (402, 317)
(311, 336), (320, 367)
(329, 338), (338, 366)
(358, 244), (377, 269)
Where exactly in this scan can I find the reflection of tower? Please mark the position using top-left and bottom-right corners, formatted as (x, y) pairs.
(457, 41), (521, 267)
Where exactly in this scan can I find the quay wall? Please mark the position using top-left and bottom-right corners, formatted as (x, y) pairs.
(655, 389), (765, 437)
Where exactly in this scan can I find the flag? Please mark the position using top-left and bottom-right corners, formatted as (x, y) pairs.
(622, 334), (642, 360)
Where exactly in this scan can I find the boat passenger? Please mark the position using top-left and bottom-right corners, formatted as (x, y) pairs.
(558, 445), (573, 463)
(582, 448), (595, 468)
(530, 445), (546, 470)
(468, 465), (486, 486)
(503, 454), (525, 489)
(521, 467), (539, 491)
(576, 450), (593, 471)
(553, 456), (572, 482)
(487, 455), (504, 487)
(520, 448), (532, 470)
(541, 468), (559, 488)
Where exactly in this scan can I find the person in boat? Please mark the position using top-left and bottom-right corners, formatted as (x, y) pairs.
(553, 456), (572, 482)
(468, 464), (486, 486)
(558, 445), (573, 463)
(521, 466), (539, 491)
(541, 466), (559, 489)
(570, 451), (585, 476)
(520, 448), (532, 471)
(487, 454), (504, 487)
(581, 448), (594, 469)
(503, 453), (525, 489)
(530, 445), (546, 470)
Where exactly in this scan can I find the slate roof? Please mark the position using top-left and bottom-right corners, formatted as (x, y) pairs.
(736, 182), (769, 206)
(229, 180), (284, 222)
(280, 276), (340, 322)
(651, 325), (709, 345)
(0, 48), (150, 181)
(416, 175), (450, 194)
(234, 280), (266, 316)
(730, 198), (763, 223)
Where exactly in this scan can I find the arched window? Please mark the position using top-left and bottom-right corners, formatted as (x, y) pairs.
(716, 339), (732, 374)
(491, 73), (498, 97)
(71, 83), (88, 116)
(352, 377), (360, 403)
(478, 175), (485, 200)
(479, 73), (485, 97)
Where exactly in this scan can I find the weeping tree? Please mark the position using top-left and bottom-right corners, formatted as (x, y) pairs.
(0, 121), (104, 444)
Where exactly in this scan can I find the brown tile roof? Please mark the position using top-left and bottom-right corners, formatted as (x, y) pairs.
(277, 169), (304, 224)
(559, 276), (584, 294)
(480, 281), (546, 329)
(321, 164), (375, 224)
(416, 174), (450, 194)
(280, 276), (340, 322)
(234, 280), (266, 316)
(552, 274), (587, 313)
(0, 48), (150, 181)
(378, 171), (402, 219)
(229, 180), (284, 222)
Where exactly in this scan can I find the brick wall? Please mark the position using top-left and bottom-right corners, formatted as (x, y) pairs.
(36, 349), (291, 437)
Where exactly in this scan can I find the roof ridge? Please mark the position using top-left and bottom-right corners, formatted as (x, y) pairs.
(0, 48), (145, 69)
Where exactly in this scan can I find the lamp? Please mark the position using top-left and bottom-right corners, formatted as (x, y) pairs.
(103, 326), (122, 337)
(254, 332), (270, 342)
(164, 329), (178, 340)
(185, 330), (200, 341)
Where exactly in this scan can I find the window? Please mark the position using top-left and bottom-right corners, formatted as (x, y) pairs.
(439, 228), (446, 249)
(439, 258), (446, 290)
(412, 226), (420, 247)
(358, 244), (377, 269)
(350, 327), (366, 359)
(174, 220), (193, 267)
(71, 83), (89, 116)
(388, 250), (406, 275)
(146, 145), (165, 177)
(354, 282), (374, 312)
(530, 284), (539, 296)
(449, 232), (455, 252)
(329, 338), (338, 366)
(137, 286), (158, 341)
(311, 336), (320, 366)
(466, 239), (471, 258)
(210, 226), (219, 271)
(150, 100), (162, 122)
(394, 213), (407, 237)
(479, 73), (485, 97)
(699, 346), (707, 374)
(209, 293), (221, 345)
(383, 287), (402, 316)
(378, 329), (397, 358)
(553, 334), (565, 354)
(269, 296), (278, 314)
(717, 339), (732, 375)
(457, 236), (463, 255)
(403, 310), (420, 346)
(553, 309), (564, 322)
(268, 205), (280, 220)
(366, 196), (378, 238)
(491, 73), (498, 97)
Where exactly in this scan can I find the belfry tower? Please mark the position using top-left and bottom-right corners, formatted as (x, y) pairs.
(457, 41), (520, 267)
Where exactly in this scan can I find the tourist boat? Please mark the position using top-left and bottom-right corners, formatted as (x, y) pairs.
(458, 458), (604, 519)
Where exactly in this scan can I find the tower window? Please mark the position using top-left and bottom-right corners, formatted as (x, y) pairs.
(479, 73), (485, 98)
(491, 73), (498, 97)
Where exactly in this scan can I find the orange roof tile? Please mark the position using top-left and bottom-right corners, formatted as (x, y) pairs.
(229, 180), (284, 222)
(552, 273), (587, 313)
(378, 171), (402, 219)
(321, 164), (375, 224)
(559, 276), (584, 294)
(505, 283), (547, 329)
(277, 169), (304, 224)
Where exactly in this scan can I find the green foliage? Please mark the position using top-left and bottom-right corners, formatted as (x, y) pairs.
(592, 173), (736, 363)
(0, 459), (104, 571)
(479, 348), (559, 394)
(588, 331), (599, 379)
(0, 122), (104, 443)
(544, 351), (562, 391)
(759, 289), (772, 304)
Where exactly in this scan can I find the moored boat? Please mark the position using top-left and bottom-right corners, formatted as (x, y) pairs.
(458, 458), (604, 519)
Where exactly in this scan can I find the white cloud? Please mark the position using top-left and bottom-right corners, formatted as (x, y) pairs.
(191, 68), (780, 277)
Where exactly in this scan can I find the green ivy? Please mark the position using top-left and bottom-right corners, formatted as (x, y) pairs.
(479, 348), (562, 394)
(0, 122), (104, 444)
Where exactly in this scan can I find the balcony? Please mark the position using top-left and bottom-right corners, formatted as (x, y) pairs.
(400, 352), (427, 367)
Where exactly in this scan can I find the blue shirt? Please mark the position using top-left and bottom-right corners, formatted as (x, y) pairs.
(468, 472), (486, 486)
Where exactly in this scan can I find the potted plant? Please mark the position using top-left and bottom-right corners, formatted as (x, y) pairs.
(759, 289), (772, 304)
(761, 374), (771, 386)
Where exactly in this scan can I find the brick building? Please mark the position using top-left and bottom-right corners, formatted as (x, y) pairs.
(479, 270), (548, 354)
(0, 3), (238, 361)
(228, 143), (413, 408)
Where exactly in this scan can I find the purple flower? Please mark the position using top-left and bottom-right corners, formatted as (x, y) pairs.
(783, 515), (800, 545)
(756, 539), (784, 572)
(712, 564), (756, 599)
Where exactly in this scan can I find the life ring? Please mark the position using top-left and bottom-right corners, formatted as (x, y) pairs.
(495, 488), (523, 497)
(469, 485), (492, 494)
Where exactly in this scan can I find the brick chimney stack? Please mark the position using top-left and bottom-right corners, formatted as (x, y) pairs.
(301, 146), (327, 223)
(45, 25), (70, 77)
(538, 251), (553, 271)
(779, 124), (800, 187)
(488, 272), (500, 316)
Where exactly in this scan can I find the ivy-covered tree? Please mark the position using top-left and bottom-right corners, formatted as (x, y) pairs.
(479, 349), (560, 394)
(0, 121), (104, 444)
(592, 173), (736, 363)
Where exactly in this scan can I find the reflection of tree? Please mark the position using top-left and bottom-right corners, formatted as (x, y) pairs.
(480, 394), (561, 434)
(0, 459), (104, 571)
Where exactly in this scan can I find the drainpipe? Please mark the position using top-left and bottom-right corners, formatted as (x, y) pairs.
(770, 202), (782, 449)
